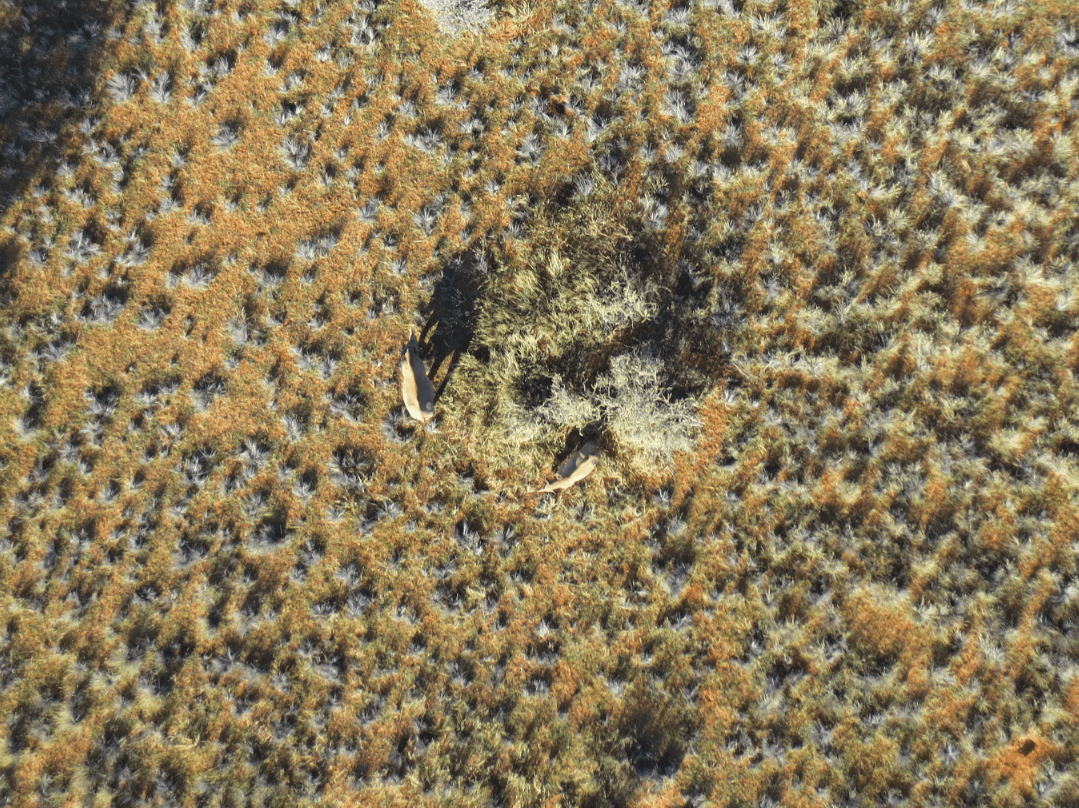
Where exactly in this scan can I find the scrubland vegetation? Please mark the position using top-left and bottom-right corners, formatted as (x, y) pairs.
(2, 0), (1079, 805)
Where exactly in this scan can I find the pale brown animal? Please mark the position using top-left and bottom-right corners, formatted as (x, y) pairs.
(399, 330), (435, 423)
(531, 441), (599, 494)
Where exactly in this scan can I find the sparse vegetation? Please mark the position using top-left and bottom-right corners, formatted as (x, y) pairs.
(2, 0), (1079, 806)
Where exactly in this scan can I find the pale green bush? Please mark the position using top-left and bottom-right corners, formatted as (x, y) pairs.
(540, 350), (701, 471)
(454, 182), (718, 474)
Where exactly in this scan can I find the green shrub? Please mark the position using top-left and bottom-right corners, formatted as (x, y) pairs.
(541, 350), (701, 470)
(452, 181), (717, 474)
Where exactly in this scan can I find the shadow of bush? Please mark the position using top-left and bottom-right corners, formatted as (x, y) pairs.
(0, 0), (132, 214)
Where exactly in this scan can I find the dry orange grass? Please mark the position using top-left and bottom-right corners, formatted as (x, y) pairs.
(1, 0), (1078, 806)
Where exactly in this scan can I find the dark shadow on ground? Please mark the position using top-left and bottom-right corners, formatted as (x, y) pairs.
(418, 249), (485, 401)
(0, 0), (127, 215)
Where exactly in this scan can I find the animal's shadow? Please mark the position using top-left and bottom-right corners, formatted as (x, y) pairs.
(416, 250), (485, 402)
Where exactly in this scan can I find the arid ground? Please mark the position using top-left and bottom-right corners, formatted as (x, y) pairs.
(1, 0), (1078, 805)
